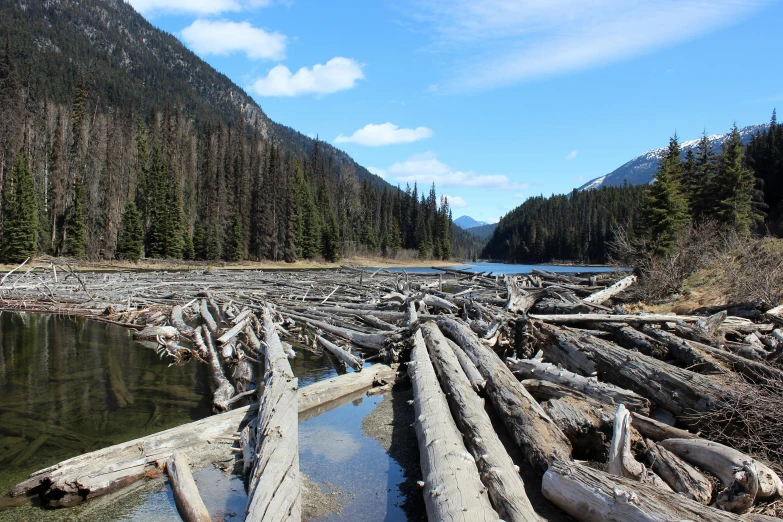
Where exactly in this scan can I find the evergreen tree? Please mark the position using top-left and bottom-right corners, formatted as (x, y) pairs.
(681, 148), (699, 217)
(691, 132), (717, 219)
(225, 209), (243, 262)
(640, 134), (689, 255)
(64, 179), (86, 258)
(182, 231), (195, 261)
(163, 163), (185, 258)
(2, 154), (38, 262)
(713, 124), (762, 234)
(146, 146), (168, 257)
(205, 222), (222, 260)
(193, 220), (207, 261)
(116, 199), (144, 261)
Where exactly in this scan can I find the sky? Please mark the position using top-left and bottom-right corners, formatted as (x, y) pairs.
(129, 0), (783, 224)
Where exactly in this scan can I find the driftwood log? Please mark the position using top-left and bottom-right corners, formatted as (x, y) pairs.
(438, 317), (572, 471)
(409, 329), (499, 521)
(167, 452), (211, 522)
(421, 322), (540, 522)
(245, 306), (301, 522)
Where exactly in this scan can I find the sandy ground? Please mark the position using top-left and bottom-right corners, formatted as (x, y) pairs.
(0, 256), (465, 273)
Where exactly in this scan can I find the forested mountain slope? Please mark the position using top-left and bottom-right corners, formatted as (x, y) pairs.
(0, 0), (458, 262)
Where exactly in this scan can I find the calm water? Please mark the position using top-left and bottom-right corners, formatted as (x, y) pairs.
(385, 262), (621, 275)
(0, 313), (417, 521)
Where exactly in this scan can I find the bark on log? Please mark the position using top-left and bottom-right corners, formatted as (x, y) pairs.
(645, 439), (712, 504)
(245, 306), (301, 522)
(438, 318), (572, 472)
(420, 322), (540, 522)
(316, 335), (363, 372)
(598, 323), (669, 360)
(640, 325), (726, 374)
(583, 275), (637, 305)
(217, 317), (250, 345)
(530, 299), (591, 315)
(355, 314), (397, 331)
(540, 396), (612, 460)
(167, 452), (211, 522)
(533, 322), (725, 419)
(446, 338), (485, 392)
(506, 352), (651, 415)
(659, 439), (783, 502)
(542, 459), (746, 522)
(133, 325), (178, 341)
(409, 329), (500, 522)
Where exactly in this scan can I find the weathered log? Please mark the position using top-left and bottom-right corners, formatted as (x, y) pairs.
(640, 325), (726, 374)
(355, 314), (397, 331)
(506, 352), (651, 415)
(200, 299), (218, 333)
(216, 317), (250, 345)
(201, 325), (235, 412)
(583, 275), (637, 305)
(445, 337), (485, 391)
(133, 325), (178, 341)
(540, 396), (612, 460)
(283, 311), (391, 351)
(533, 322), (725, 419)
(402, 301), (418, 328)
(409, 329), (500, 521)
(609, 404), (646, 480)
(171, 305), (195, 336)
(316, 335), (363, 372)
(645, 439), (712, 504)
(438, 317), (572, 472)
(698, 310), (728, 336)
(659, 439), (783, 502)
(167, 452), (211, 522)
(245, 305), (301, 522)
(598, 323), (670, 360)
(421, 293), (459, 313)
(530, 299), (591, 315)
(542, 459), (747, 522)
(530, 313), (702, 324)
(420, 322), (540, 522)
(504, 276), (539, 313)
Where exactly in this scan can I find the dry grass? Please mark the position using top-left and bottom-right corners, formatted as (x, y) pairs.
(0, 255), (465, 273)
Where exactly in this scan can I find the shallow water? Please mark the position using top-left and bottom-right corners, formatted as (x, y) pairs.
(0, 313), (417, 521)
(385, 261), (621, 275)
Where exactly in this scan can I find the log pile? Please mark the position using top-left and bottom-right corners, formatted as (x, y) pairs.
(1, 263), (782, 520)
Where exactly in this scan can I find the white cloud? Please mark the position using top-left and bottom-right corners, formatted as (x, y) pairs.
(334, 123), (433, 147)
(386, 152), (526, 190)
(566, 150), (578, 160)
(443, 195), (467, 208)
(129, 0), (271, 15)
(367, 167), (387, 178)
(249, 57), (364, 97)
(409, 0), (768, 90)
(180, 20), (286, 61)
(514, 193), (526, 199)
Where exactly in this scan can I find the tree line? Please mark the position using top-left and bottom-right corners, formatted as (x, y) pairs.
(483, 113), (781, 264)
(0, 46), (456, 263)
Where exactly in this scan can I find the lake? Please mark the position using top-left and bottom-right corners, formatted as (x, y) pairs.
(384, 261), (621, 275)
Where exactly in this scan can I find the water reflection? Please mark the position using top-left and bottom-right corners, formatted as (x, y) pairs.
(0, 312), (212, 497)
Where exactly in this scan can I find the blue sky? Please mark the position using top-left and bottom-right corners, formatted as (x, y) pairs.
(129, 0), (783, 224)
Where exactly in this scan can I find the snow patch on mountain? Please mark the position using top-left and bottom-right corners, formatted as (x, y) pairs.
(578, 123), (768, 191)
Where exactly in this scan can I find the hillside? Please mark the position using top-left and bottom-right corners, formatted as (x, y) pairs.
(578, 123), (767, 191)
(0, 0), (464, 262)
(465, 223), (497, 239)
(454, 215), (488, 229)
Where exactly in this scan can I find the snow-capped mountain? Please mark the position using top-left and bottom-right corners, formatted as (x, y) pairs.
(454, 216), (489, 229)
(578, 123), (769, 191)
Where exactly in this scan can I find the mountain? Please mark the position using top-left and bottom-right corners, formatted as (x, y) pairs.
(454, 215), (488, 229)
(0, 0), (465, 262)
(578, 123), (768, 191)
(465, 223), (497, 239)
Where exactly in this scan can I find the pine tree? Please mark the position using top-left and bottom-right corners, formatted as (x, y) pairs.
(2, 154), (38, 262)
(225, 209), (243, 262)
(182, 231), (195, 261)
(713, 123), (761, 234)
(205, 222), (222, 260)
(641, 134), (689, 255)
(64, 179), (86, 258)
(146, 147), (168, 257)
(691, 132), (717, 219)
(193, 220), (207, 260)
(116, 199), (144, 261)
(681, 148), (699, 217)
